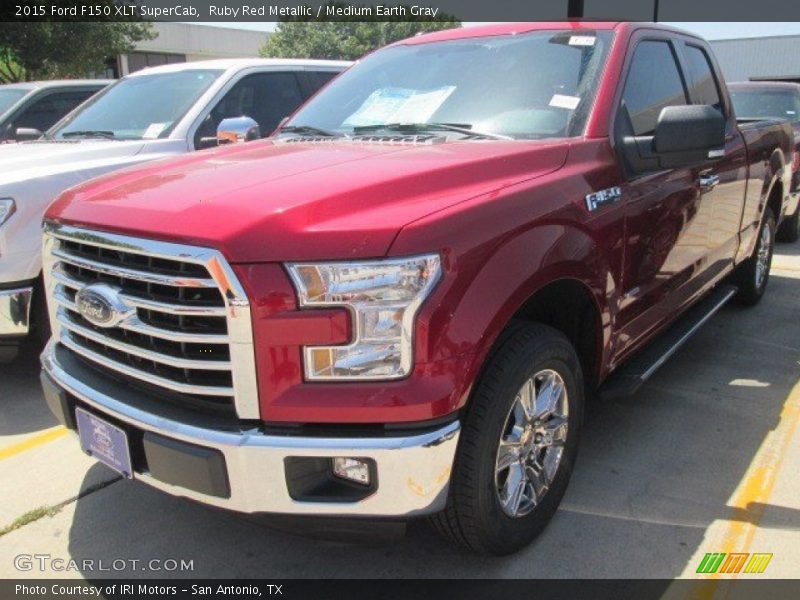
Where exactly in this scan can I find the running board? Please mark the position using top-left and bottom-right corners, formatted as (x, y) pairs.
(599, 284), (738, 400)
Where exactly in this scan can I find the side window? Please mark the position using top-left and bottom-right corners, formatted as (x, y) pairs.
(14, 90), (96, 132)
(684, 44), (723, 115)
(195, 72), (304, 147)
(305, 71), (339, 95)
(621, 41), (688, 136)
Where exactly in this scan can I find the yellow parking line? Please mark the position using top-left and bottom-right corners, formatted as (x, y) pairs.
(686, 379), (800, 597)
(0, 426), (67, 461)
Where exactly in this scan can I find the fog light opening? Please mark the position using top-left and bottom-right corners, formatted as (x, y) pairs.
(332, 457), (371, 486)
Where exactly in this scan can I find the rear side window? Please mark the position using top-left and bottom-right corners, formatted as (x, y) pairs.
(684, 45), (723, 115)
(621, 41), (688, 136)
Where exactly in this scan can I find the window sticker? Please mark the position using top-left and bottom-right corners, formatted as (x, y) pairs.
(142, 122), (168, 139)
(549, 94), (581, 110)
(343, 86), (456, 127)
(569, 35), (596, 46)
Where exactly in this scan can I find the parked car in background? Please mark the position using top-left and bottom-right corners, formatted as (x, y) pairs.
(39, 22), (791, 555)
(730, 81), (800, 242)
(0, 58), (349, 361)
(0, 80), (110, 143)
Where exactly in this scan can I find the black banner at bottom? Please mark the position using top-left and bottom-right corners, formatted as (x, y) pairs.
(4, 579), (800, 600)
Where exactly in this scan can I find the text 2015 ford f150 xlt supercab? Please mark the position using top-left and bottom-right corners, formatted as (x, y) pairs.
(39, 22), (792, 555)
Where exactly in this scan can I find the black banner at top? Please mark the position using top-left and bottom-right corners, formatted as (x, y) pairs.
(4, 0), (800, 22)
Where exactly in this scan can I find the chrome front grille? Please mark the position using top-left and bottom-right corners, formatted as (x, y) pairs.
(42, 223), (259, 419)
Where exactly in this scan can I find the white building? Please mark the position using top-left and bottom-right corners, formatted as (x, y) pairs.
(710, 35), (800, 83)
(109, 23), (268, 77)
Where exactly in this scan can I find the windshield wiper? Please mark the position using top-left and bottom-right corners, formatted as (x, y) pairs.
(279, 124), (343, 138)
(61, 130), (116, 140)
(353, 122), (512, 140)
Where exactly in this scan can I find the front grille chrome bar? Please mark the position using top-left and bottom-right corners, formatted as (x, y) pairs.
(51, 248), (218, 288)
(60, 333), (235, 397)
(56, 312), (232, 371)
(52, 269), (227, 317)
(52, 291), (230, 344)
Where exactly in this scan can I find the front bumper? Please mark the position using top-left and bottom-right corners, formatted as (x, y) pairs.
(0, 285), (32, 338)
(786, 191), (800, 218)
(41, 341), (460, 517)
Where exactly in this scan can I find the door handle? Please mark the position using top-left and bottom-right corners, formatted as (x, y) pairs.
(698, 173), (719, 192)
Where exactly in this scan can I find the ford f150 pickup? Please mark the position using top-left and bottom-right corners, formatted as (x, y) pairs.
(0, 58), (349, 360)
(39, 22), (792, 555)
(730, 81), (800, 242)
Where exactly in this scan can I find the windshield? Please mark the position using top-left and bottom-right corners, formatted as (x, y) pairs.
(0, 88), (28, 115)
(731, 88), (800, 123)
(51, 69), (222, 140)
(285, 30), (614, 140)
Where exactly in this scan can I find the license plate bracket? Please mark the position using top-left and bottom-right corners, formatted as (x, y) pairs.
(76, 408), (134, 479)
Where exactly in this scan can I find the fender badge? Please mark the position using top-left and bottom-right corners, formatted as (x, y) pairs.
(586, 186), (622, 212)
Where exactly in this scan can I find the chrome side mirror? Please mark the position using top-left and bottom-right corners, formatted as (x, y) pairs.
(216, 117), (260, 145)
(15, 127), (44, 142)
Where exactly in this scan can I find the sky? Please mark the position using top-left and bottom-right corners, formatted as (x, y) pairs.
(194, 22), (800, 40)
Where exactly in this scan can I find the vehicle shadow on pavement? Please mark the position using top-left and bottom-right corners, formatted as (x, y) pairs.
(62, 271), (800, 578)
(0, 343), (58, 436)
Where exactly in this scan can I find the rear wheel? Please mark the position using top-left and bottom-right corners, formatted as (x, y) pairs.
(735, 208), (776, 306)
(777, 209), (799, 243)
(430, 323), (583, 555)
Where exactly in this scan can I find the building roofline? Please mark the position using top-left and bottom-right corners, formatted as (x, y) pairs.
(711, 33), (800, 43)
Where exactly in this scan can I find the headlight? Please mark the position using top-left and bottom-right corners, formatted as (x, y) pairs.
(286, 254), (441, 381)
(0, 199), (15, 227)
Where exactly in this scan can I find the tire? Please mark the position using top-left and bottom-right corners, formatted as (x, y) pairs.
(777, 209), (799, 243)
(735, 208), (776, 306)
(430, 322), (584, 555)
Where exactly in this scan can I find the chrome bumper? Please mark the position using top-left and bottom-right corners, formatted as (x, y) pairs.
(786, 192), (800, 217)
(0, 286), (32, 337)
(41, 341), (460, 517)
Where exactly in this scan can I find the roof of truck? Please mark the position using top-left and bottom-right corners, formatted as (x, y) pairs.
(127, 58), (353, 78)
(400, 21), (702, 46)
(729, 81), (800, 91)
(0, 79), (111, 91)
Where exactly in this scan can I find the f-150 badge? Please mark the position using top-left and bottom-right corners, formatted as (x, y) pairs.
(586, 186), (622, 211)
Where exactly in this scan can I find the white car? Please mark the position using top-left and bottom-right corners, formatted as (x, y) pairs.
(0, 58), (350, 360)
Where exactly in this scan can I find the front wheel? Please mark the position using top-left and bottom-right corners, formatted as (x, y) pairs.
(735, 208), (776, 306)
(430, 323), (583, 555)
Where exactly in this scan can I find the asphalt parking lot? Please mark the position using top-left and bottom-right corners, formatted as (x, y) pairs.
(1, 249), (799, 581)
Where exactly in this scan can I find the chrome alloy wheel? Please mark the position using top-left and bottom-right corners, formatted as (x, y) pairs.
(495, 369), (569, 518)
(755, 222), (772, 290)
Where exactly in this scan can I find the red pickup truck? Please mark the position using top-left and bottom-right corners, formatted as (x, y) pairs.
(39, 22), (793, 555)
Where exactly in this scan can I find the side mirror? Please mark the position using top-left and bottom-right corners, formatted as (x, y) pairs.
(619, 104), (725, 174)
(216, 116), (260, 145)
(653, 105), (725, 166)
(15, 127), (44, 142)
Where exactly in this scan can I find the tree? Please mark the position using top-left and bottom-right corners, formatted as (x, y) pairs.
(0, 22), (155, 83)
(261, 11), (461, 61)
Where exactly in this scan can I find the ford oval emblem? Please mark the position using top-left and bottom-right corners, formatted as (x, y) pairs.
(74, 284), (133, 329)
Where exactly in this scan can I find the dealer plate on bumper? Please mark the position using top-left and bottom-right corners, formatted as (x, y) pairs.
(76, 408), (133, 479)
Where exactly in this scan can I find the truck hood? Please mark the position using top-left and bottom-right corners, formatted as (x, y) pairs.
(48, 138), (569, 262)
(0, 139), (151, 186)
